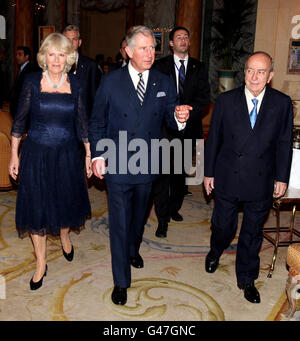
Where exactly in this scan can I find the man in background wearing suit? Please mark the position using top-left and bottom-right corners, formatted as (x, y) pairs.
(204, 51), (293, 304)
(153, 26), (210, 238)
(89, 25), (191, 306)
(63, 25), (101, 117)
(9, 46), (34, 118)
(117, 37), (128, 68)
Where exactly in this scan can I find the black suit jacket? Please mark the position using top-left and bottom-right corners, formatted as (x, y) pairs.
(204, 85), (294, 201)
(154, 55), (210, 140)
(9, 62), (35, 118)
(70, 54), (101, 117)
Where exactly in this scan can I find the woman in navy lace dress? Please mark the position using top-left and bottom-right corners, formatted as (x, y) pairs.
(9, 33), (92, 290)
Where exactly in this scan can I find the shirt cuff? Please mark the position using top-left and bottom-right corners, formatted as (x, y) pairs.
(174, 112), (186, 131)
(92, 156), (105, 163)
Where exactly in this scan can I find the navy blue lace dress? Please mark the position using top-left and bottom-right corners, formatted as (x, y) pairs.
(11, 72), (91, 237)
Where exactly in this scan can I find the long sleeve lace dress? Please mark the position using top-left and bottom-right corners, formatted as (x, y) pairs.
(11, 71), (91, 237)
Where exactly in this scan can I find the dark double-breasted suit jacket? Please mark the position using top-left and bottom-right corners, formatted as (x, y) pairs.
(89, 65), (179, 184)
(204, 85), (294, 202)
(154, 54), (210, 140)
(89, 65), (179, 287)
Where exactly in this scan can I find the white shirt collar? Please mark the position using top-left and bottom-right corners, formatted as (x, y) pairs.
(20, 60), (29, 73)
(173, 54), (189, 68)
(244, 85), (266, 114)
(128, 60), (149, 89)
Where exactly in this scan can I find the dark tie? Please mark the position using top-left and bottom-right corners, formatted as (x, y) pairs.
(137, 73), (145, 105)
(250, 98), (258, 128)
(178, 59), (185, 103)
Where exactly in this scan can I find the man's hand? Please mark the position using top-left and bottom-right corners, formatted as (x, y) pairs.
(204, 176), (214, 196)
(175, 105), (192, 123)
(92, 158), (106, 179)
(273, 181), (287, 198)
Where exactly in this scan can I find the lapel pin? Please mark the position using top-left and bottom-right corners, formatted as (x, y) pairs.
(153, 83), (156, 86)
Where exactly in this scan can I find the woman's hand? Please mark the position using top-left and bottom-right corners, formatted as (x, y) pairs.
(9, 154), (20, 180)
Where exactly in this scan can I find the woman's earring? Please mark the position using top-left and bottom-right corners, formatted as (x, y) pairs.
(44, 63), (47, 70)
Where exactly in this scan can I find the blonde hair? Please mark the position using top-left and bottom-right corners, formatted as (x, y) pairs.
(37, 32), (76, 72)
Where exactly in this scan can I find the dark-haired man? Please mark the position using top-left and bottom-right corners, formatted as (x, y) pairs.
(9, 46), (34, 118)
(153, 26), (210, 238)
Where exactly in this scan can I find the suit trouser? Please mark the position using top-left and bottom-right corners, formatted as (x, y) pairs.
(152, 145), (186, 222)
(106, 180), (152, 288)
(210, 192), (272, 284)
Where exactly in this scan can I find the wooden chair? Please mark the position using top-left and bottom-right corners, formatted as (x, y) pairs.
(0, 109), (13, 190)
(284, 243), (300, 319)
(263, 188), (300, 278)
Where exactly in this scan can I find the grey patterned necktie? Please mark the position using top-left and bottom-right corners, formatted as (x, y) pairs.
(137, 72), (145, 105)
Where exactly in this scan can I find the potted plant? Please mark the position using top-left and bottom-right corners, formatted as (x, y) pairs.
(211, 0), (256, 93)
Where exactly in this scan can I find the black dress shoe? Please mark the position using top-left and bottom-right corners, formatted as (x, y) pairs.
(184, 190), (192, 196)
(111, 286), (127, 305)
(130, 254), (144, 268)
(171, 212), (183, 221)
(205, 252), (219, 273)
(155, 222), (168, 238)
(62, 245), (74, 262)
(30, 264), (48, 290)
(238, 282), (261, 304)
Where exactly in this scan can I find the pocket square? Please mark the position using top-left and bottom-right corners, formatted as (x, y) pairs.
(156, 91), (166, 97)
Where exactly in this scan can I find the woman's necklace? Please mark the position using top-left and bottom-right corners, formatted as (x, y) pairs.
(45, 70), (65, 89)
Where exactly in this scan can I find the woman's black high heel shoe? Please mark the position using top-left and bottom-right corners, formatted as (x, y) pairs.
(30, 264), (48, 290)
(62, 245), (74, 262)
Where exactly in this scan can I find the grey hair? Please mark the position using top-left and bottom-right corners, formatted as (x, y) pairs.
(245, 51), (274, 72)
(125, 25), (156, 50)
(63, 24), (81, 38)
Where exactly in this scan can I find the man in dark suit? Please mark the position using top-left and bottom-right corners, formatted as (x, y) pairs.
(63, 25), (101, 117)
(153, 26), (210, 238)
(9, 46), (34, 118)
(89, 25), (191, 306)
(204, 51), (293, 304)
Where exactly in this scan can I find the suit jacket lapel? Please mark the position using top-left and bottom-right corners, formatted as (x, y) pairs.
(142, 68), (159, 106)
(169, 56), (177, 87)
(252, 86), (272, 131)
(185, 58), (195, 84)
(233, 87), (254, 150)
(120, 66), (142, 110)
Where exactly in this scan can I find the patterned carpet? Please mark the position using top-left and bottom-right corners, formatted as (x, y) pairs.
(0, 180), (299, 322)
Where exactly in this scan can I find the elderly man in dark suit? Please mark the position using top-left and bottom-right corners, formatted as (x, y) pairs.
(204, 51), (293, 304)
(89, 25), (191, 306)
(9, 46), (34, 118)
(153, 26), (210, 238)
(63, 25), (101, 117)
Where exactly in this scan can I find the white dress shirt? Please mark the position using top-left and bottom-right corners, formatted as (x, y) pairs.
(244, 86), (266, 115)
(173, 54), (189, 94)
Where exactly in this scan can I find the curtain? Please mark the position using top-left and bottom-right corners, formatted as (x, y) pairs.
(80, 0), (144, 12)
